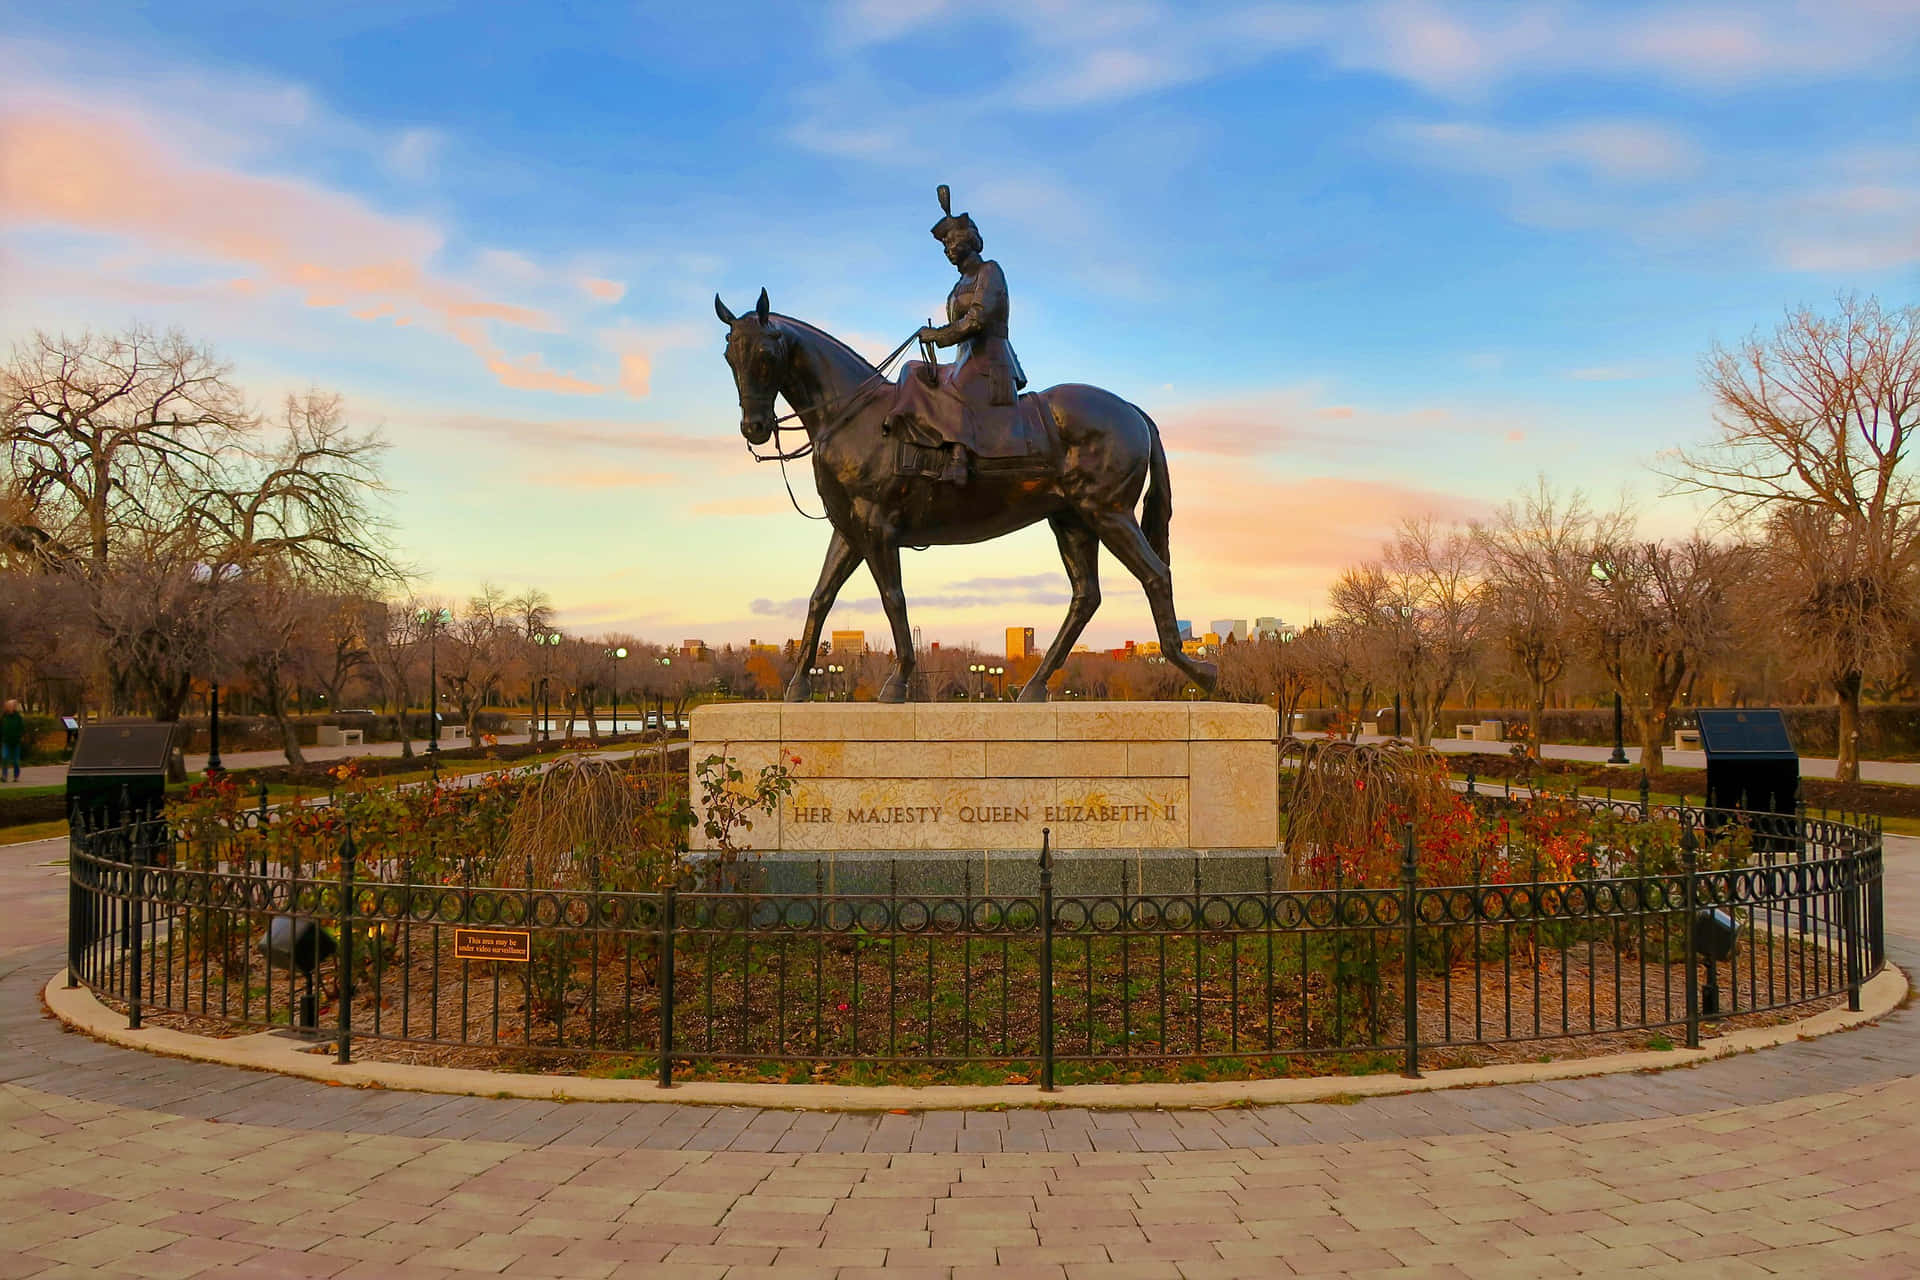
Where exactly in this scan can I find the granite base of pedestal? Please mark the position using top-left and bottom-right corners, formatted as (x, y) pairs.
(688, 701), (1278, 854)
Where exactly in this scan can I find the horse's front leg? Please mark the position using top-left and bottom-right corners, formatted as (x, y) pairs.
(787, 529), (863, 702)
(863, 537), (915, 703)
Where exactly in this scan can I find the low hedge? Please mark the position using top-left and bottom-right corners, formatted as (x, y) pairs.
(1457, 751), (1920, 820)
(1287, 703), (1920, 756)
(0, 728), (685, 828)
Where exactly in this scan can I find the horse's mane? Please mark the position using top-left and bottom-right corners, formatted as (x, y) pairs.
(771, 314), (879, 377)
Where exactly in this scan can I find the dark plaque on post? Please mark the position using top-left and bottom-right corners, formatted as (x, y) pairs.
(1697, 709), (1799, 845)
(715, 184), (1216, 704)
(67, 722), (182, 826)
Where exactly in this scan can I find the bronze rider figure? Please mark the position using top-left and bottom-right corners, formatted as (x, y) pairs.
(911, 185), (1027, 486)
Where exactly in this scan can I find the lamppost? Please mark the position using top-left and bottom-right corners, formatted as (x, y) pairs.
(207, 681), (224, 774)
(656, 655), (672, 728)
(189, 561), (238, 774)
(1591, 561), (1630, 765)
(417, 607), (452, 756)
(604, 647), (628, 732)
(990, 665), (1005, 699)
(532, 631), (561, 745)
(809, 665), (825, 701)
(827, 663), (845, 700)
(1383, 604), (1412, 738)
(968, 662), (986, 697)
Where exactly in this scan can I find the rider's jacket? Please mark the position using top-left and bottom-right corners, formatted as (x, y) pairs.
(932, 260), (1027, 408)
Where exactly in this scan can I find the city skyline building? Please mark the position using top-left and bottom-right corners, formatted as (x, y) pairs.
(1007, 627), (1035, 661)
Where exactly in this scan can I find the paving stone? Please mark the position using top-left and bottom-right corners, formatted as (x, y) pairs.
(6, 839), (1920, 1275)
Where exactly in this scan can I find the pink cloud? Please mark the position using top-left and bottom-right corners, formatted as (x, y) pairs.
(581, 276), (626, 303)
(1171, 463), (1485, 594)
(0, 98), (596, 396)
(618, 352), (652, 398)
(484, 354), (605, 396)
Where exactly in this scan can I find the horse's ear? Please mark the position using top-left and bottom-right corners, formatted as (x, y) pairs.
(714, 294), (737, 326)
(755, 288), (770, 324)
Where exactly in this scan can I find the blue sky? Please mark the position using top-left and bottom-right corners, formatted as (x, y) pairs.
(3, 1), (1915, 649)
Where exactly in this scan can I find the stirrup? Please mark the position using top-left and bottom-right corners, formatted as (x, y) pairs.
(943, 448), (969, 487)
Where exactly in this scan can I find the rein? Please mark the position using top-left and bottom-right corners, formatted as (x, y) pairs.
(745, 328), (921, 521)
(745, 330), (919, 464)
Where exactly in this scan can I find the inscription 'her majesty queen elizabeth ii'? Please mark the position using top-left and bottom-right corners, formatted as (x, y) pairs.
(787, 802), (1175, 832)
(791, 801), (1175, 826)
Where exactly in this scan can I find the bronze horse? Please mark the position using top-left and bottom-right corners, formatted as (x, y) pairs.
(716, 289), (1216, 703)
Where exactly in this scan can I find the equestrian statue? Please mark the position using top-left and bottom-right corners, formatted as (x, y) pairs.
(716, 185), (1216, 703)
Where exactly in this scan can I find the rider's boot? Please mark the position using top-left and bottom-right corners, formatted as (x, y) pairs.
(943, 445), (969, 487)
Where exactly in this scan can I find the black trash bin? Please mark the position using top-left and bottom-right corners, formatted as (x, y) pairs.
(66, 722), (182, 826)
(1697, 708), (1798, 852)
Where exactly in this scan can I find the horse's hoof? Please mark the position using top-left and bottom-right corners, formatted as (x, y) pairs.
(877, 676), (909, 704)
(1016, 682), (1049, 703)
(784, 680), (812, 703)
(1187, 661), (1219, 693)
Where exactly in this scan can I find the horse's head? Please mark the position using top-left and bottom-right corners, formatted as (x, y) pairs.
(715, 288), (788, 446)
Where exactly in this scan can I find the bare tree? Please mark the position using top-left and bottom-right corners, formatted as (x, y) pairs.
(1472, 483), (1623, 758)
(2, 334), (398, 725)
(364, 597), (428, 757)
(2, 327), (250, 580)
(442, 586), (516, 739)
(1330, 519), (1485, 745)
(1669, 296), (1920, 781)
(1293, 621), (1367, 735)
(1218, 632), (1311, 728)
(1581, 535), (1743, 770)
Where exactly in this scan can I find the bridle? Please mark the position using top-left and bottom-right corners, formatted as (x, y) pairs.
(741, 327), (922, 464)
(737, 327), (926, 521)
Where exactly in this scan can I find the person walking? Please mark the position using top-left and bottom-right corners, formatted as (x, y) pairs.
(0, 700), (24, 782)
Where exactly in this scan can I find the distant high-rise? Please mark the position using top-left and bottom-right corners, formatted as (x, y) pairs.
(1176, 619), (1193, 641)
(1254, 616), (1286, 638)
(1209, 619), (1249, 643)
(1006, 626), (1035, 660)
(828, 629), (867, 655)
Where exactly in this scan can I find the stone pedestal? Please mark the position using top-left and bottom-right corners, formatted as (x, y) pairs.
(689, 701), (1278, 853)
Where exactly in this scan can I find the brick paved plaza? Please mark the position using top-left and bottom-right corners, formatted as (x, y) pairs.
(2, 832), (1916, 1278)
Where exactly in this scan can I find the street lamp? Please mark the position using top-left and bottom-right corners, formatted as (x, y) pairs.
(990, 665), (1005, 699)
(656, 654), (672, 728)
(1591, 561), (1630, 765)
(827, 663), (844, 700)
(968, 662), (986, 698)
(532, 631), (562, 745)
(605, 647), (628, 732)
(1382, 604), (1412, 738)
(810, 665), (825, 701)
(416, 607), (452, 756)
(207, 680), (224, 774)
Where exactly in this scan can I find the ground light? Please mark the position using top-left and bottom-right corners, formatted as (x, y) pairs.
(258, 915), (336, 1032)
(1693, 907), (1737, 1015)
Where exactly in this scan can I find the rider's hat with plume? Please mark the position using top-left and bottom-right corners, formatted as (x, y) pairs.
(929, 184), (979, 244)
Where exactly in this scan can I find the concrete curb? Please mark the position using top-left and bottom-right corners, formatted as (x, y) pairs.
(43, 963), (1908, 1112)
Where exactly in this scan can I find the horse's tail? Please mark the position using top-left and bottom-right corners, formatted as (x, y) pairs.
(1139, 405), (1172, 565)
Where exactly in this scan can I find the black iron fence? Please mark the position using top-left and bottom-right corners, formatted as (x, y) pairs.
(67, 800), (1885, 1090)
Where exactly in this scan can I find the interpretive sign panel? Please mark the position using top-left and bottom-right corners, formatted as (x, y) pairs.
(453, 928), (531, 963)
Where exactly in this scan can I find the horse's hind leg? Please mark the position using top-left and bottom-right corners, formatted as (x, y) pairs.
(1086, 508), (1218, 693)
(1018, 513), (1101, 703)
(863, 538), (916, 703)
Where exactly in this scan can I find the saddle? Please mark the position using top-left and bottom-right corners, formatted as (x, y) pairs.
(885, 365), (1054, 482)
